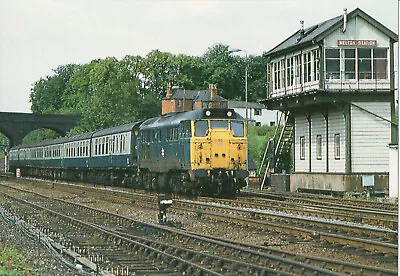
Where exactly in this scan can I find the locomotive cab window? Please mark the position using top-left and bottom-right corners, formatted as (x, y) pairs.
(210, 120), (228, 129)
(194, 120), (208, 136)
(231, 121), (244, 137)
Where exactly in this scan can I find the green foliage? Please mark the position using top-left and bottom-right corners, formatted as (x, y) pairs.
(0, 245), (34, 275)
(0, 134), (8, 156)
(28, 43), (267, 137)
(248, 124), (277, 170)
(22, 129), (60, 145)
(202, 44), (244, 100)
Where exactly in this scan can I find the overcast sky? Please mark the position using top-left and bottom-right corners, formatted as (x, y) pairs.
(0, 0), (398, 113)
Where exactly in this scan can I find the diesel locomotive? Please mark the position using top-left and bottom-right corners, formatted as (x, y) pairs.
(9, 108), (248, 196)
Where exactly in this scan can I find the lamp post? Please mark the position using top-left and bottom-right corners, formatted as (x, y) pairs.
(229, 48), (249, 190)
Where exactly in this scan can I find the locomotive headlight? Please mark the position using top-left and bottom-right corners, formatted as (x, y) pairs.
(205, 111), (211, 117)
(227, 111), (232, 117)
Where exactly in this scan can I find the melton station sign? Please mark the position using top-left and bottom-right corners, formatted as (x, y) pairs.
(337, 40), (377, 47)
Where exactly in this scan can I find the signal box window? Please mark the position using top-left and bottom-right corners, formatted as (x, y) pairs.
(316, 135), (322, 160)
(254, 109), (262, 116)
(300, 136), (305, 160)
(326, 49), (340, 79)
(334, 134), (340, 160)
(231, 121), (244, 137)
(194, 120), (208, 136)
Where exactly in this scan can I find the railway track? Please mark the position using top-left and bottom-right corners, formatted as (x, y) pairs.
(196, 195), (398, 231)
(243, 190), (398, 212)
(0, 184), (347, 276)
(0, 178), (398, 275)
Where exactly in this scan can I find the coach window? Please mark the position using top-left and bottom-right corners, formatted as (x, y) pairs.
(105, 137), (109, 154)
(109, 137), (114, 154)
(231, 121), (244, 137)
(100, 138), (104, 155)
(115, 136), (120, 153)
(122, 135), (126, 152)
(194, 120), (208, 136)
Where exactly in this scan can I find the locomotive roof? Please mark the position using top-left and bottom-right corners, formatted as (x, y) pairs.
(140, 108), (243, 130)
(92, 121), (142, 138)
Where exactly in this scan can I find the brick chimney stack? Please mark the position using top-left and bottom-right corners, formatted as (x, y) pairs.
(166, 84), (172, 99)
(209, 84), (217, 101)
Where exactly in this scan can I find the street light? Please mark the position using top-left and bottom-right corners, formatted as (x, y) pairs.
(229, 48), (249, 190)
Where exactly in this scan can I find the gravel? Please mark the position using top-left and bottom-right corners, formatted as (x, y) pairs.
(1, 178), (398, 273)
(0, 215), (78, 275)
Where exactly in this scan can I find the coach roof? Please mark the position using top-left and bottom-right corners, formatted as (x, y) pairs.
(92, 121), (142, 138)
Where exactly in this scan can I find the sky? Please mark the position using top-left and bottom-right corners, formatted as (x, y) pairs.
(0, 0), (398, 113)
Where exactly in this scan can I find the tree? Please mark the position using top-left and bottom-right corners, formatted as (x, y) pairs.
(202, 44), (245, 99)
(30, 64), (79, 113)
(28, 44), (268, 137)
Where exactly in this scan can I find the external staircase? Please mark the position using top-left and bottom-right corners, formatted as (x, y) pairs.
(258, 111), (293, 190)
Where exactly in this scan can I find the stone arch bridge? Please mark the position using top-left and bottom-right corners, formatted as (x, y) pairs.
(0, 112), (81, 147)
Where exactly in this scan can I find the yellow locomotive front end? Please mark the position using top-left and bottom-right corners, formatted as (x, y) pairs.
(189, 110), (248, 196)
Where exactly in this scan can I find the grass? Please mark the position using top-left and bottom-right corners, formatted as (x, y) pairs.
(0, 244), (34, 275)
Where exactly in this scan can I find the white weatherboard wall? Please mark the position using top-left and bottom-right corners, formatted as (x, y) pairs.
(328, 110), (346, 173)
(351, 102), (390, 173)
(324, 16), (390, 48)
(388, 144), (398, 198)
(310, 113), (326, 172)
(295, 115), (309, 172)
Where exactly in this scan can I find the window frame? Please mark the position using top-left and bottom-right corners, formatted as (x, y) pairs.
(300, 136), (305, 160)
(334, 133), (340, 160)
(316, 135), (322, 160)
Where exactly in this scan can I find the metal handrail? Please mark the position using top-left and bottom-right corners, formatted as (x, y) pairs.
(257, 112), (284, 177)
(260, 111), (291, 191)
